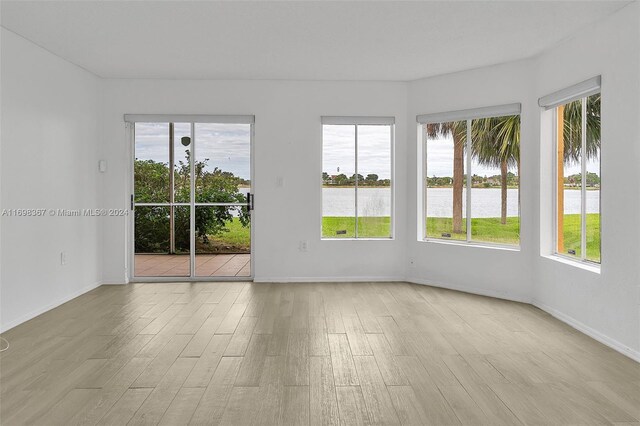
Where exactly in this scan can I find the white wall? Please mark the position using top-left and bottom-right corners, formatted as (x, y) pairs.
(533, 1), (640, 359)
(405, 59), (537, 302)
(100, 80), (408, 283)
(0, 29), (102, 331)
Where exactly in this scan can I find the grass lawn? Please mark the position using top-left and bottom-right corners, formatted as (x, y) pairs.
(205, 216), (392, 247)
(560, 213), (600, 262)
(322, 217), (392, 238)
(208, 214), (600, 263)
(427, 217), (519, 244)
(201, 218), (251, 253)
(426, 213), (600, 262)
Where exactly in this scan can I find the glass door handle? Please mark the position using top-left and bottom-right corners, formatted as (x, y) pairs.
(247, 193), (254, 211)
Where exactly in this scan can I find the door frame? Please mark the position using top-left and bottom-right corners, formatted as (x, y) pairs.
(125, 115), (255, 282)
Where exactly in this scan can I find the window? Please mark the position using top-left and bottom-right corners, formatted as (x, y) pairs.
(553, 94), (601, 263)
(321, 117), (394, 239)
(539, 77), (601, 264)
(418, 104), (521, 247)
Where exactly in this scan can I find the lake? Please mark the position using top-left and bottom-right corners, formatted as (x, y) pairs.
(322, 187), (600, 217)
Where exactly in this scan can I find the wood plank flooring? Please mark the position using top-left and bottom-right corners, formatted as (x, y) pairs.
(1, 281), (638, 425)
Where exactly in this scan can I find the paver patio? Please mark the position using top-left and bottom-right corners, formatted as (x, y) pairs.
(134, 253), (250, 277)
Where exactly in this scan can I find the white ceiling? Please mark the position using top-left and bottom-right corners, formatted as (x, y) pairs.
(0, 1), (631, 81)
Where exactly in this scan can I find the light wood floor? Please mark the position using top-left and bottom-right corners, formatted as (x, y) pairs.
(1, 282), (638, 425)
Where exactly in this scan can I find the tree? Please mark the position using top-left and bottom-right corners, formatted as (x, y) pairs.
(334, 174), (348, 185)
(365, 174), (379, 185)
(472, 115), (520, 224)
(426, 122), (467, 233)
(133, 160), (171, 203)
(134, 155), (249, 253)
(349, 174), (364, 185)
(585, 172), (600, 187)
(561, 95), (601, 163)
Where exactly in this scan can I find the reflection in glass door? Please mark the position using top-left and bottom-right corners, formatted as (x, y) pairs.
(132, 117), (253, 279)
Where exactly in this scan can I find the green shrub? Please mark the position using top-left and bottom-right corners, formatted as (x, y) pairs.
(134, 152), (249, 253)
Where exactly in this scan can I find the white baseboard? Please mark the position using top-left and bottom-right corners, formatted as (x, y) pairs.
(532, 300), (640, 363)
(254, 275), (405, 283)
(256, 275), (531, 304)
(101, 274), (129, 284)
(406, 276), (531, 304)
(0, 281), (102, 333)
(408, 277), (639, 362)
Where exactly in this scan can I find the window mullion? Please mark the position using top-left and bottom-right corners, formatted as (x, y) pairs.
(553, 110), (559, 255)
(423, 126), (428, 240)
(354, 124), (359, 239)
(466, 119), (472, 242)
(190, 122), (196, 277)
(580, 98), (588, 260)
(169, 123), (175, 255)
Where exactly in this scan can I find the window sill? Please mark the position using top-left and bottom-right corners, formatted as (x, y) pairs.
(541, 254), (601, 274)
(421, 238), (520, 252)
(321, 237), (394, 241)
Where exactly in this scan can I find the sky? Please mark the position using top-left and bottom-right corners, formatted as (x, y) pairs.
(425, 134), (598, 178)
(135, 122), (251, 180)
(323, 124), (519, 180)
(322, 125), (392, 179)
(426, 135), (516, 178)
(135, 122), (598, 183)
(564, 153), (600, 176)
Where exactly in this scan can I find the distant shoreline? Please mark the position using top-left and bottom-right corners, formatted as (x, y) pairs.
(320, 185), (599, 190)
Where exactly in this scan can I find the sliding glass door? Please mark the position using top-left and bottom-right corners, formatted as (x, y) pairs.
(131, 117), (253, 280)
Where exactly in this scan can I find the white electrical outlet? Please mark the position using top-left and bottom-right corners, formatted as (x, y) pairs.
(299, 240), (308, 252)
(61, 251), (67, 266)
(276, 176), (284, 187)
(409, 257), (416, 267)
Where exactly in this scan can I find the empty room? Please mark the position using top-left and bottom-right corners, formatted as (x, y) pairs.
(1, 1), (639, 425)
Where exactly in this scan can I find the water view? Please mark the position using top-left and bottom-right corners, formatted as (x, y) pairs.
(322, 187), (599, 217)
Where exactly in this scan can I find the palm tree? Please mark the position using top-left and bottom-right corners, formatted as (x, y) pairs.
(426, 121), (467, 234)
(561, 95), (600, 162)
(471, 115), (520, 224)
(469, 94), (599, 231)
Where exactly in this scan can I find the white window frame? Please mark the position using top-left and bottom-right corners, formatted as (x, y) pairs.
(539, 77), (602, 267)
(320, 116), (395, 240)
(124, 114), (256, 282)
(550, 96), (601, 266)
(417, 103), (522, 249)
